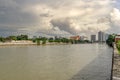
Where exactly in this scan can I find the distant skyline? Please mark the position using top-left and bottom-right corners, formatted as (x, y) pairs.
(0, 0), (120, 37)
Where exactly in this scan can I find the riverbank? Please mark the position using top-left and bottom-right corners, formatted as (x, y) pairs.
(0, 40), (71, 46)
(0, 40), (36, 46)
(113, 44), (120, 80)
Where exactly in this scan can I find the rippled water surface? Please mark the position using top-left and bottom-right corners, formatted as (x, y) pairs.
(0, 44), (113, 80)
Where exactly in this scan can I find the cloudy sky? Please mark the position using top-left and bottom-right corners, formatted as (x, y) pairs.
(0, 0), (120, 37)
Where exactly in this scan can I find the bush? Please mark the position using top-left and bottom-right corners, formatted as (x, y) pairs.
(116, 41), (120, 53)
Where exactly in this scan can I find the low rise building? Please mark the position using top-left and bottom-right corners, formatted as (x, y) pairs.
(70, 36), (80, 40)
(115, 35), (120, 43)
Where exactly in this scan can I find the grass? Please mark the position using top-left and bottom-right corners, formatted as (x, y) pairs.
(116, 41), (120, 55)
(118, 49), (120, 55)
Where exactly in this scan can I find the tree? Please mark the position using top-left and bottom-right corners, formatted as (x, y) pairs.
(7, 36), (17, 40)
(48, 38), (54, 43)
(0, 37), (5, 42)
(39, 37), (47, 44)
(17, 35), (28, 40)
(37, 39), (40, 45)
(42, 40), (46, 44)
(106, 34), (116, 47)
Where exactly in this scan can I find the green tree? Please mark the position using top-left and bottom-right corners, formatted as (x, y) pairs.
(48, 38), (54, 43)
(106, 34), (116, 47)
(37, 39), (40, 45)
(42, 40), (46, 44)
(0, 37), (5, 42)
(61, 38), (70, 43)
(17, 35), (28, 40)
(7, 36), (17, 40)
(40, 37), (47, 41)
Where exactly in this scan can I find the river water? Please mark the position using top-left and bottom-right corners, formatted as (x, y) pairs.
(0, 43), (113, 80)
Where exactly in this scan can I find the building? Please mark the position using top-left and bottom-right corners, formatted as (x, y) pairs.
(115, 35), (120, 43)
(70, 36), (80, 40)
(98, 31), (103, 42)
(91, 35), (96, 42)
(80, 36), (88, 41)
(98, 31), (106, 42)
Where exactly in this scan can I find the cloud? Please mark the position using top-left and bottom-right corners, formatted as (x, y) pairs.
(51, 17), (110, 35)
(0, 0), (116, 37)
(110, 8), (120, 24)
(110, 8), (120, 33)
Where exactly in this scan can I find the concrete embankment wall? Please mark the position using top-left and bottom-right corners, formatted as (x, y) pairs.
(0, 41), (70, 46)
(113, 44), (120, 80)
(0, 41), (36, 46)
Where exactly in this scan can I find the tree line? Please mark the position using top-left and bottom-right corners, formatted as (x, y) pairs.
(0, 35), (90, 45)
(0, 35), (28, 42)
(32, 36), (90, 45)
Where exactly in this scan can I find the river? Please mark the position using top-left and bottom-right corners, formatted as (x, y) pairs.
(0, 43), (113, 80)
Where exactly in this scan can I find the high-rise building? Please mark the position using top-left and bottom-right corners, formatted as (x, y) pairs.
(98, 31), (106, 42)
(91, 35), (96, 42)
(98, 31), (102, 42)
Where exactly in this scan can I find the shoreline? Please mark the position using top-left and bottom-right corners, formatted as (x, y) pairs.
(0, 40), (94, 46)
(0, 40), (36, 46)
(0, 40), (72, 46)
(113, 44), (120, 80)
(0, 41), (104, 47)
